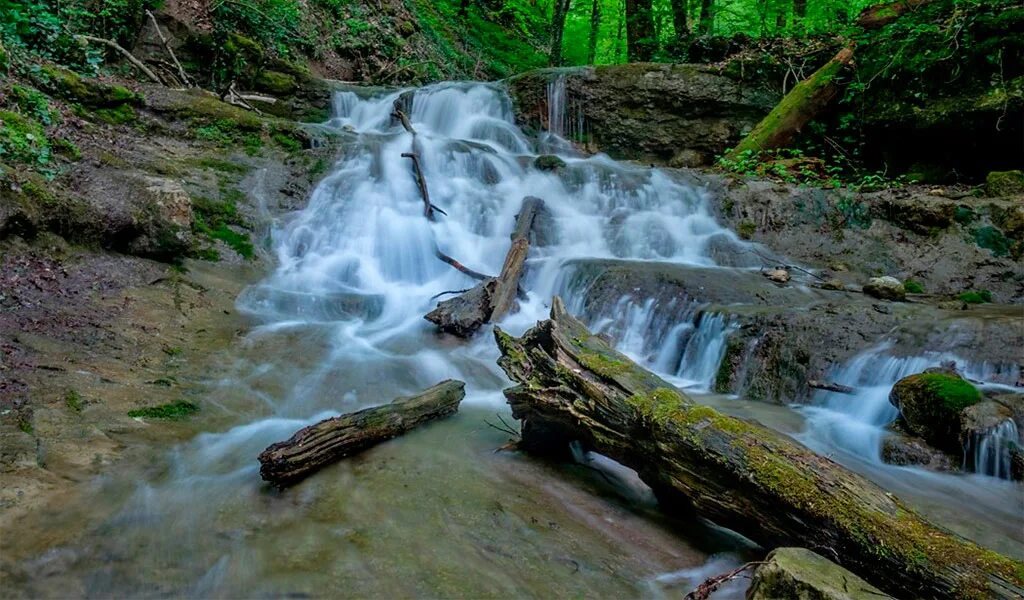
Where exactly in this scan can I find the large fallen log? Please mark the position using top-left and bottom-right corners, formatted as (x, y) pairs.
(493, 298), (1024, 600)
(425, 197), (544, 337)
(258, 380), (465, 488)
(727, 44), (855, 158)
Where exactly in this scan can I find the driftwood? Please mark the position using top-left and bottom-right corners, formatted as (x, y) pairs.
(426, 197), (544, 337)
(493, 298), (1024, 600)
(145, 10), (191, 87)
(258, 380), (465, 487)
(74, 34), (164, 84)
(728, 44), (855, 157)
(808, 380), (856, 394)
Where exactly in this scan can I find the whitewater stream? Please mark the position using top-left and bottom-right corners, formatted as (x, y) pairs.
(8, 82), (1022, 597)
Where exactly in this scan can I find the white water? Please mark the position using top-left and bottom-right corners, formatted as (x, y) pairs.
(967, 419), (1020, 480)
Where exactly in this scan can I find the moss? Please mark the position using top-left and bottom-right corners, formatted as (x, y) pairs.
(534, 155), (567, 171)
(0, 110), (51, 167)
(958, 290), (992, 304)
(576, 348), (631, 378)
(128, 400), (199, 419)
(737, 220), (756, 239)
(17, 416), (33, 435)
(903, 280), (924, 294)
(985, 170), (1024, 197)
(971, 225), (1012, 257)
(35, 65), (140, 108)
(92, 104), (136, 125)
(272, 131), (303, 152)
(627, 387), (688, 424)
(892, 372), (982, 452)
(51, 137), (81, 161)
(714, 336), (745, 393)
(254, 70), (298, 96)
(65, 389), (84, 412)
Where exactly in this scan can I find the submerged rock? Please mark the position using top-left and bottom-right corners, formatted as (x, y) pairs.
(889, 372), (981, 452)
(862, 276), (906, 301)
(534, 154), (566, 171)
(881, 433), (956, 471)
(747, 547), (892, 600)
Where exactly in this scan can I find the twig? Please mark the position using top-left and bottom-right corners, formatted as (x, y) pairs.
(684, 561), (765, 600)
(403, 152), (448, 219)
(430, 288), (473, 300)
(145, 10), (192, 87)
(434, 246), (492, 281)
(74, 34), (164, 84)
(484, 416), (519, 437)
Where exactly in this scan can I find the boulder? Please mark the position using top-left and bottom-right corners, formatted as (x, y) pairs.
(862, 276), (906, 301)
(127, 177), (195, 259)
(986, 170), (1024, 197)
(881, 433), (956, 471)
(764, 268), (790, 283)
(746, 547), (893, 600)
(533, 154), (566, 171)
(889, 372), (981, 452)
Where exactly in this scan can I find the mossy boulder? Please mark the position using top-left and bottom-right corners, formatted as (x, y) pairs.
(862, 276), (906, 301)
(534, 154), (566, 171)
(32, 65), (141, 108)
(986, 170), (1024, 197)
(254, 70), (298, 96)
(889, 372), (982, 452)
(747, 547), (892, 600)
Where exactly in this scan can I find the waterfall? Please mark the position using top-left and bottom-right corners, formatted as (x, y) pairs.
(966, 420), (1021, 480)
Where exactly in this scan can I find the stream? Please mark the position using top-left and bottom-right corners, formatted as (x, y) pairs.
(7, 82), (1022, 598)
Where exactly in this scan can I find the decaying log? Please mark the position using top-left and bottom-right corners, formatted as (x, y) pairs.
(258, 380), (465, 488)
(392, 107), (416, 134)
(857, 0), (935, 29)
(808, 380), (856, 394)
(493, 298), (1024, 600)
(727, 44), (855, 158)
(426, 197), (543, 336)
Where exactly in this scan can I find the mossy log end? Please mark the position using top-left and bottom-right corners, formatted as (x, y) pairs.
(493, 298), (1024, 600)
(258, 380), (465, 488)
(857, 0), (936, 30)
(728, 44), (855, 158)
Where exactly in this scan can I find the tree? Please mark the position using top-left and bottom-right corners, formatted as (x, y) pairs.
(587, 0), (602, 64)
(698, 0), (714, 34)
(550, 0), (573, 66)
(670, 0), (689, 36)
(625, 0), (656, 61)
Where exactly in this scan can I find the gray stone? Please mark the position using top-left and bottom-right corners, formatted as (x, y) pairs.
(747, 547), (892, 600)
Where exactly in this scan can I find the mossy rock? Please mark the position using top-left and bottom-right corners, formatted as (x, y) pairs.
(889, 372), (982, 452)
(986, 170), (1024, 197)
(254, 70), (298, 96)
(534, 154), (566, 171)
(747, 547), (891, 600)
(32, 65), (141, 108)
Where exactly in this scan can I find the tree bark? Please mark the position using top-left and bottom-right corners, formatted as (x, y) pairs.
(625, 0), (656, 62)
(258, 380), (465, 488)
(550, 0), (572, 66)
(857, 0), (935, 30)
(727, 43), (855, 157)
(670, 0), (689, 37)
(493, 298), (1024, 600)
(587, 0), (602, 64)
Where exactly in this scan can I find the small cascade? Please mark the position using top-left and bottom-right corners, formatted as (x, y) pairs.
(543, 73), (586, 152)
(965, 420), (1021, 480)
(669, 312), (736, 389)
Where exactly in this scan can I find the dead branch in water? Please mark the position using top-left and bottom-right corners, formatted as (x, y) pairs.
(808, 380), (856, 394)
(684, 562), (765, 600)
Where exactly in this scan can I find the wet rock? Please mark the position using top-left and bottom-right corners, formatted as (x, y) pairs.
(821, 278), (844, 291)
(986, 170), (1024, 197)
(127, 177), (195, 259)
(881, 433), (956, 471)
(889, 372), (981, 452)
(862, 276), (906, 301)
(960, 400), (1015, 446)
(747, 547), (892, 600)
(534, 155), (566, 171)
(507, 64), (777, 163)
(668, 148), (708, 168)
(764, 268), (790, 283)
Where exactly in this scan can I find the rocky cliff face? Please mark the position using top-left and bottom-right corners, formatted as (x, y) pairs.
(507, 64), (779, 166)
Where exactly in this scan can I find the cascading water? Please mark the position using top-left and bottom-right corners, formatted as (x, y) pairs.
(966, 419), (1020, 480)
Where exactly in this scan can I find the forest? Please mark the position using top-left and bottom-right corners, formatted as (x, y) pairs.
(1, 0), (1022, 598)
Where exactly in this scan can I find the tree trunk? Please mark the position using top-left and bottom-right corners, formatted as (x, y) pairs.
(857, 0), (934, 30)
(727, 44), (855, 157)
(493, 298), (1024, 600)
(588, 0), (602, 64)
(625, 0), (656, 62)
(258, 380), (465, 488)
(550, 0), (572, 66)
(697, 0), (714, 34)
(670, 0), (689, 37)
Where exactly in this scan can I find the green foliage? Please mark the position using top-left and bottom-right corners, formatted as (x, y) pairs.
(128, 399), (199, 419)
(65, 389), (85, 412)
(10, 85), (56, 125)
(0, 110), (52, 169)
(192, 189), (255, 260)
(903, 280), (924, 294)
(958, 289), (992, 304)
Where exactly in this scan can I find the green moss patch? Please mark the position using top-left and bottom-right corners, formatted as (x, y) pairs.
(958, 290), (992, 304)
(128, 400), (199, 420)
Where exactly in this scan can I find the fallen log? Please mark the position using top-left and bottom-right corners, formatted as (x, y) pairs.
(857, 0), (935, 29)
(493, 298), (1024, 600)
(426, 197), (541, 336)
(808, 380), (856, 394)
(258, 380), (465, 488)
(727, 44), (855, 158)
